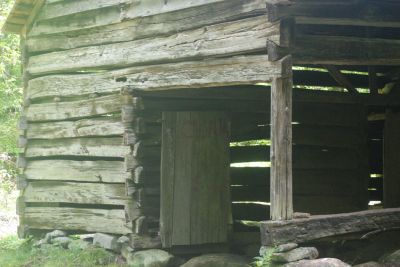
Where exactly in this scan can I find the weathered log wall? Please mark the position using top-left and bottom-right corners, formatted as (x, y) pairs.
(14, 0), (399, 248)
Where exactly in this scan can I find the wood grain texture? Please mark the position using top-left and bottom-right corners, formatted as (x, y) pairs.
(27, 0), (266, 52)
(161, 112), (230, 247)
(24, 207), (133, 234)
(27, 16), (271, 75)
(24, 181), (136, 207)
(260, 208), (400, 245)
(24, 160), (128, 183)
(25, 137), (129, 158)
(29, 0), (265, 37)
(270, 73), (293, 220)
(25, 94), (122, 122)
(26, 116), (124, 139)
(26, 55), (288, 101)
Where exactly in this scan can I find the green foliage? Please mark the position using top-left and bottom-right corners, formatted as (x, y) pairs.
(0, 235), (122, 267)
(0, 0), (22, 154)
(252, 246), (277, 267)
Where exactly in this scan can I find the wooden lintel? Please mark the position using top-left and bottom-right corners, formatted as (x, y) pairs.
(261, 208), (400, 246)
(324, 65), (359, 95)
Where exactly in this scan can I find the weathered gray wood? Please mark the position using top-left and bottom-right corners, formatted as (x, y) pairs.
(260, 208), (400, 246)
(27, 16), (272, 75)
(24, 181), (137, 208)
(161, 112), (231, 247)
(24, 207), (133, 234)
(30, 0), (266, 37)
(271, 35), (400, 65)
(24, 160), (128, 183)
(25, 94), (122, 122)
(25, 137), (129, 158)
(26, 116), (124, 139)
(28, 0), (267, 52)
(384, 109), (400, 208)
(270, 58), (293, 221)
(266, 0), (400, 28)
(27, 55), (288, 100)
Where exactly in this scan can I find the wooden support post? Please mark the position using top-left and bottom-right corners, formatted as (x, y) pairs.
(368, 67), (378, 95)
(270, 56), (293, 221)
(384, 109), (400, 208)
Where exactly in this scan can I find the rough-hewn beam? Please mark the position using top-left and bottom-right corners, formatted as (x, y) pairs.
(324, 65), (358, 95)
(261, 208), (400, 245)
(268, 35), (400, 66)
(266, 1), (400, 28)
(270, 56), (293, 221)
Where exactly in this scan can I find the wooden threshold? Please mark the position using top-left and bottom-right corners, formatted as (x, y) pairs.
(260, 208), (400, 246)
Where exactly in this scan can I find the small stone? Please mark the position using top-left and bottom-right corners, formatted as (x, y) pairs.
(93, 233), (119, 252)
(121, 243), (134, 260)
(126, 249), (174, 267)
(52, 237), (72, 248)
(181, 253), (249, 267)
(272, 247), (319, 263)
(276, 243), (299, 253)
(380, 249), (400, 264)
(284, 258), (350, 267)
(45, 230), (67, 242)
(68, 239), (92, 250)
(117, 236), (130, 245)
(353, 262), (383, 267)
(33, 239), (48, 248)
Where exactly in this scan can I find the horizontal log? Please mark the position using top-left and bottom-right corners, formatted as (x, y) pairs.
(231, 124), (362, 147)
(273, 35), (400, 65)
(25, 95), (122, 122)
(27, 16), (271, 75)
(26, 116), (124, 139)
(260, 208), (400, 246)
(230, 146), (359, 170)
(24, 181), (137, 207)
(28, 0), (266, 52)
(231, 168), (361, 187)
(267, 1), (400, 28)
(26, 55), (288, 100)
(25, 137), (129, 158)
(24, 160), (129, 183)
(24, 207), (133, 234)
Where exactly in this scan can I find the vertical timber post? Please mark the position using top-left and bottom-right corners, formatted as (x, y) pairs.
(270, 58), (293, 221)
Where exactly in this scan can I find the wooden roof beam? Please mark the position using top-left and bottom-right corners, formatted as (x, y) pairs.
(324, 65), (359, 95)
(266, 0), (400, 28)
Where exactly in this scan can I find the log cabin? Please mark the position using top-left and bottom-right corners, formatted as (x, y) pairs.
(3, 0), (400, 253)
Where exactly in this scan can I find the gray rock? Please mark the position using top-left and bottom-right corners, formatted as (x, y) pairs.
(380, 249), (400, 265)
(44, 230), (67, 243)
(52, 237), (72, 248)
(259, 246), (275, 257)
(33, 238), (48, 248)
(79, 234), (94, 242)
(276, 243), (299, 253)
(272, 247), (319, 263)
(68, 239), (92, 250)
(181, 253), (249, 267)
(93, 233), (119, 252)
(117, 235), (130, 245)
(284, 258), (350, 267)
(126, 249), (174, 267)
(353, 262), (383, 267)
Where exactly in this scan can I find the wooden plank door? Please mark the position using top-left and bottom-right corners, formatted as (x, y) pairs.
(161, 112), (231, 247)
